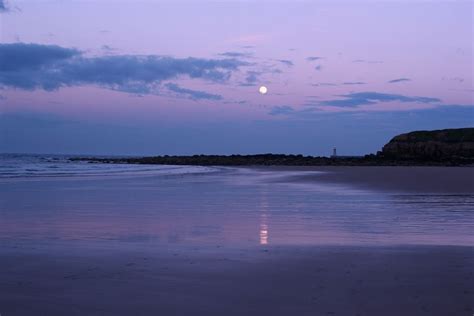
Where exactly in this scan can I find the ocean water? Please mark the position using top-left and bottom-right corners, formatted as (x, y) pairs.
(0, 154), (473, 248)
(0, 153), (215, 178)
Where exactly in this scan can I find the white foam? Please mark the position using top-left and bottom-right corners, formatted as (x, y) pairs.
(0, 154), (218, 179)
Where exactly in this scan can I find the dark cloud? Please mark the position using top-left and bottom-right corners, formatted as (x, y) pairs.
(306, 56), (323, 61)
(320, 97), (373, 107)
(0, 43), (80, 72)
(239, 70), (262, 86)
(165, 83), (222, 101)
(218, 51), (252, 58)
(342, 82), (366, 85)
(62, 55), (244, 86)
(319, 92), (441, 108)
(237, 60), (284, 87)
(246, 71), (260, 83)
(236, 58), (284, 87)
(388, 78), (411, 83)
(0, 0), (7, 11)
(315, 65), (322, 71)
(277, 59), (294, 67)
(0, 43), (247, 93)
(269, 106), (295, 116)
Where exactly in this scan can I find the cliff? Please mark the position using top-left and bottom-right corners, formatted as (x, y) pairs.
(381, 128), (474, 161)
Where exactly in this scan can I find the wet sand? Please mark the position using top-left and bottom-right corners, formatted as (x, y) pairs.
(1, 165), (473, 315)
(0, 244), (473, 316)
(259, 166), (474, 194)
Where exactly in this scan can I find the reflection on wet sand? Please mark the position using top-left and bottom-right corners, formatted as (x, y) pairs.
(0, 167), (473, 247)
(259, 189), (269, 245)
(260, 217), (268, 245)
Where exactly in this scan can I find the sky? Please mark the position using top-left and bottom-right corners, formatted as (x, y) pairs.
(0, 0), (473, 156)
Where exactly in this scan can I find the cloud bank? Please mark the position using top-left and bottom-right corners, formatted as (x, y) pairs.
(319, 92), (441, 108)
(0, 43), (247, 96)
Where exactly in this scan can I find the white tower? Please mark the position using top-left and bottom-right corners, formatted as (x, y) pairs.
(332, 147), (337, 157)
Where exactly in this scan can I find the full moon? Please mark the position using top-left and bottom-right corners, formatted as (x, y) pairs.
(259, 86), (268, 95)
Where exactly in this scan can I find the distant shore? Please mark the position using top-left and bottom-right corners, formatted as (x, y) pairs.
(69, 127), (474, 167)
(70, 153), (474, 167)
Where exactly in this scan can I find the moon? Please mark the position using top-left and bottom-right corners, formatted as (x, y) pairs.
(259, 86), (268, 95)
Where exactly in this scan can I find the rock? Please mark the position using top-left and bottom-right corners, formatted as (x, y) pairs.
(381, 128), (474, 160)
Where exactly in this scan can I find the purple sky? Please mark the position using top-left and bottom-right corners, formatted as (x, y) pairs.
(0, 0), (473, 155)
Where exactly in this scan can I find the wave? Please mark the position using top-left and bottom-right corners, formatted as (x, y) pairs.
(0, 154), (218, 178)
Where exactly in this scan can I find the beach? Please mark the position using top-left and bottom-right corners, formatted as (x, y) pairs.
(1, 244), (472, 316)
(0, 157), (473, 315)
(3, 0), (473, 314)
